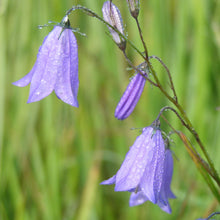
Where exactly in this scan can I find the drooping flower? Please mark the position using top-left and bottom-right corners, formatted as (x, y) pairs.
(102, 1), (126, 50)
(13, 16), (79, 107)
(101, 124), (175, 214)
(115, 67), (147, 120)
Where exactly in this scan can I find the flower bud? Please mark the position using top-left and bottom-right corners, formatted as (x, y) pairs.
(126, 0), (140, 18)
(115, 72), (146, 120)
(115, 62), (148, 120)
(102, 1), (126, 50)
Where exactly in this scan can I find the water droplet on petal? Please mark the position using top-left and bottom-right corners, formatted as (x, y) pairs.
(41, 79), (46, 84)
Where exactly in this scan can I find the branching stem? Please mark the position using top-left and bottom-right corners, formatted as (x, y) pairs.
(122, 51), (158, 87)
(156, 106), (188, 129)
(149, 55), (178, 102)
(66, 3), (220, 189)
(135, 17), (149, 60)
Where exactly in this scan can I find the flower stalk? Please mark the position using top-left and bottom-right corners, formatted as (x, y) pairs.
(66, 3), (220, 191)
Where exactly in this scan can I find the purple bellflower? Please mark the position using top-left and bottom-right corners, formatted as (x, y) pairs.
(101, 124), (175, 214)
(102, 1), (126, 50)
(13, 16), (79, 107)
(115, 71), (146, 120)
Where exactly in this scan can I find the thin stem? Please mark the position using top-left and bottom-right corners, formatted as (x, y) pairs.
(131, 10), (173, 102)
(163, 116), (211, 176)
(162, 116), (196, 155)
(146, 57), (220, 186)
(122, 51), (158, 87)
(135, 17), (149, 60)
(66, 5), (146, 59)
(173, 102), (220, 186)
(207, 212), (220, 220)
(149, 55), (178, 102)
(162, 115), (220, 191)
(156, 106), (189, 129)
(198, 163), (220, 203)
(149, 63), (175, 103)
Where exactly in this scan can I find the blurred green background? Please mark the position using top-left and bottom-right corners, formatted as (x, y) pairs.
(1, 0), (220, 219)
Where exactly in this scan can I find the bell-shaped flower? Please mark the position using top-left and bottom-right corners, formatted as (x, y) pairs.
(102, 1), (126, 50)
(13, 16), (79, 107)
(115, 72), (146, 120)
(101, 125), (175, 214)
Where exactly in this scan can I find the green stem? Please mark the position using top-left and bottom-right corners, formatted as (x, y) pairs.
(198, 161), (220, 203)
(149, 55), (178, 102)
(66, 5), (145, 59)
(66, 4), (220, 189)
(134, 17), (149, 60)
(164, 119), (220, 201)
(122, 51), (158, 87)
(145, 53), (220, 187)
(173, 102), (220, 187)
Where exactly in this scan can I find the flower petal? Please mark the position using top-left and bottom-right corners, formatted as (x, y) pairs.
(157, 201), (172, 214)
(100, 175), (116, 185)
(114, 127), (154, 191)
(12, 66), (36, 87)
(139, 130), (165, 203)
(129, 191), (148, 206)
(12, 37), (49, 87)
(27, 26), (63, 103)
(54, 29), (79, 107)
(157, 149), (175, 210)
(163, 149), (176, 199)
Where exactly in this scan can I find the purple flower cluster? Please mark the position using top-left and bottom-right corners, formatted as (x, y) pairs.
(101, 125), (175, 213)
(13, 2), (176, 214)
(101, 4), (176, 212)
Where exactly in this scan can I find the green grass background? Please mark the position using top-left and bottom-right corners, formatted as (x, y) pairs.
(1, 0), (220, 219)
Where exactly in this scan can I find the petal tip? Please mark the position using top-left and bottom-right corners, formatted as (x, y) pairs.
(100, 175), (116, 185)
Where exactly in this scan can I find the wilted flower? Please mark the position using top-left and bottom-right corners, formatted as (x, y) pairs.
(126, 0), (140, 18)
(102, 1), (126, 50)
(115, 70), (147, 120)
(13, 16), (79, 107)
(101, 125), (175, 213)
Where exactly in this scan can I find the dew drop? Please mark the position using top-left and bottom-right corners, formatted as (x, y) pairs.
(41, 79), (46, 84)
